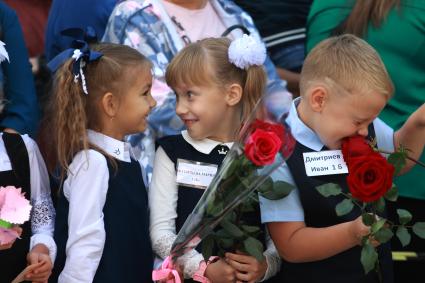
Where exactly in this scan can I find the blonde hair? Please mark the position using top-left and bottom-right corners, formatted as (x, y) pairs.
(165, 37), (266, 122)
(300, 34), (393, 99)
(44, 43), (151, 174)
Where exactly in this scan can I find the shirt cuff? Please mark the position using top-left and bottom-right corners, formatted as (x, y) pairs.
(30, 233), (57, 263)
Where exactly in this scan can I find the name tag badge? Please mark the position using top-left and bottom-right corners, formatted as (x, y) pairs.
(176, 159), (218, 189)
(303, 150), (348, 177)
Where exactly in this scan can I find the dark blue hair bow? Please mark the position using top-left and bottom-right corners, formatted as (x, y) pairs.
(47, 27), (103, 95)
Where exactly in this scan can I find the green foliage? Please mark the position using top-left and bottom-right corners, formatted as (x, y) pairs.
(259, 179), (294, 200)
(412, 222), (425, 239)
(387, 150), (408, 175)
(335, 199), (354, 216)
(362, 213), (375, 226)
(316, 183), (342, 197)
(373, 197), (386, 214)
(396, 226), (411, 247)
(360, 241), (379, 274)
(397, 209), (412, 225)
(384, 184), (398, 202)
(374, 227), (393, 244)
(243, 237), (265, 262)
(202, 234), (215, 261)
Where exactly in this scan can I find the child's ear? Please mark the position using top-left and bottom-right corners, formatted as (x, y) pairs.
(309, 85), (328, 112)
(101, 92), (119, 118)
(225, 83), (243, 106)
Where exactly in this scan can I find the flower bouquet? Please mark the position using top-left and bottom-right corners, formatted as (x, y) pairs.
(153, 96), (296, 282)
(0, 186), (32, 245)
(316, 135), (425, 274)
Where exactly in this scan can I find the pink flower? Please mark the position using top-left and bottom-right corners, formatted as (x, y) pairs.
(0, 186), (32, 224)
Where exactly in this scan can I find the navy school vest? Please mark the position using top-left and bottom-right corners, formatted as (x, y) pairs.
(282, 125), (393, 283)
(51, 154), (153, 283)
(158, 135), (282, 283)
(0, 133), (32, 283)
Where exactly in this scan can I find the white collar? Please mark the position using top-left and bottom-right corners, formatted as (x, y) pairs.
(87, 130), (135, 162)
(181, 130), (234, 155)
(286, 97), (324, 151)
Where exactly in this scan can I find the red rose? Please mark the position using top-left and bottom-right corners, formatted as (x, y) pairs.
(346, 152), (395, 202)
(244, 129), (282, 166)
(249, 119), (295, 159)
(341, 136), (374, 162)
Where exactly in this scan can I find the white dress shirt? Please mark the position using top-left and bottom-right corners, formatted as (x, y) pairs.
(0, 133), (56, 262)
(58, 130), (137, 283)
(149, 130), (282, 280)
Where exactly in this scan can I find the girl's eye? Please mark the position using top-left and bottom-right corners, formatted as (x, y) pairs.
(141, 90), (150, 96)
(187, 91), (193, 98)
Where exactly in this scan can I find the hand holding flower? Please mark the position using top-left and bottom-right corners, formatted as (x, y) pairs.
(25, 244), (53, 283)
(225, 251), (267, 283)
(205, 258), (236, 283)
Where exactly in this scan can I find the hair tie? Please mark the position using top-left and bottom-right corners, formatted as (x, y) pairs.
(228, 34), (266, 70)
(47, 27), (102, 95)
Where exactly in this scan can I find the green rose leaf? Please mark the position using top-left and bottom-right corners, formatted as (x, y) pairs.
(371, 218), (387, 234)
(202, 235), (215, 261)
(221, 219), (244, 238)
(384, 184), (398, 202)
(222, 157), (240, 179)
(387, 151), (407, 176)
(360, 241), (378, 274)
(243, 237), (265, 262)
(373, 197), (386, 214)
(260, 181), (294, 200)
(396, 226), (411, 247)
(242, 225), (261, 234)
(218, 237), (235, 249)
(362, 213), (375, 226)
(257, 177), (273, 194)
(412, 222), (425, 239)
(335, 199), (354, 216)
(316, 183), (342, 197)
(374, 227), (393, 244)
(397, 209), (412, 225)
(206, 201), (223, 217)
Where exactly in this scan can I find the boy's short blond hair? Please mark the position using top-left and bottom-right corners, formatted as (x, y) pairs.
(300, 34), (393, 99)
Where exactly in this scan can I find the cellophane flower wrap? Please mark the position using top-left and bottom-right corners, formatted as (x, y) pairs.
(0, 186), (32, 245)
(314, 80), (425, 275)
(161, 95), (296, 277)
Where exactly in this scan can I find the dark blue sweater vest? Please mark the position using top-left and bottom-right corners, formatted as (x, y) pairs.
(51, 155), (153, 283)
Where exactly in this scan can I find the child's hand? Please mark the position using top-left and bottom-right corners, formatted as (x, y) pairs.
(0, 226), (22, 250)
(205, 258), (236, 283)
(25, 244), (52, 283)
(225, 252), (267, 283)
(351, 216), (381, 247)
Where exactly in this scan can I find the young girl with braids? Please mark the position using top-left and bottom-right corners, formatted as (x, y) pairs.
(150, 36), (302, 283)
(45, 43), (157, 283)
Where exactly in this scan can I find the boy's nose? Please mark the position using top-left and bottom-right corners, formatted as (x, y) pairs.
(357, 126), (369, 137)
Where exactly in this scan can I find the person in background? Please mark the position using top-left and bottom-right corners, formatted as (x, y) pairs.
(0, 2), (39, 136)
(234, 0), (313, 97)
(44, 0), (120, 61)
(306, 1), (425, 279)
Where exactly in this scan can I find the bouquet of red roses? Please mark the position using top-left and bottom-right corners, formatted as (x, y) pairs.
(152, 97), (296, 282)
(316, 136), (425, 274)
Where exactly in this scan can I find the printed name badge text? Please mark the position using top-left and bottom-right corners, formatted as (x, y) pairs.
(176, 159), (218, 189)
(303, 150), (348, 177)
